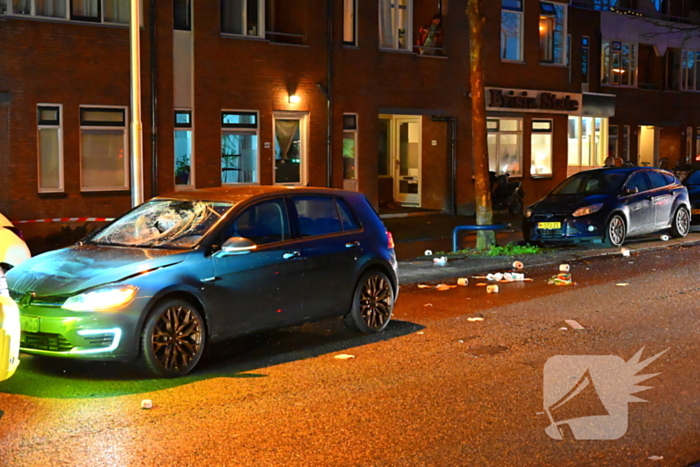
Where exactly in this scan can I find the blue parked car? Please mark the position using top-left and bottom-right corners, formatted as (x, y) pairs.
(523, 167), (691, 247)
(682, 168), (700, 224)
(7, 187), (398, 377)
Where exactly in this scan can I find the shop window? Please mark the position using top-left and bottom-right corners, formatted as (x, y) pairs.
(221, 111), (258, 184)
(80, 107), (128, 191)
(343, 0), (356, 46)
(581, 36), (590, 84)
(601, 40), (637, 86)
(6, 0), (127, 22)
(487, 118), (522, 177)
(174, 0), (191, 30)
(567, 116), (608, 173)
(174, 110), (193, 187)
(531, 119), (553, 176)
(343, 114), (357, 181)
(501, 0), (523, 61)
(539, 2), (566, 65)
(379, 0), (412, 51)
(37, 105), (63, 193)
(667, 49), (700, 91)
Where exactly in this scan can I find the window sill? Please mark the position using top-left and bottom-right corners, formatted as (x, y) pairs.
(417, 53), (447, 59)
(80, 188), (130, 193)
(531, 174), (554, 179)
(343, 44), (360, 50)
(539, 62), (568, 68)
(501, 59), (526, 64)
(379, 47), (415, 55)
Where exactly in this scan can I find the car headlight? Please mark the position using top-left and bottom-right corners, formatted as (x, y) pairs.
(572, 204), (604, 217)
(62, 285), (139, 312)
(524, 207), (533, 218)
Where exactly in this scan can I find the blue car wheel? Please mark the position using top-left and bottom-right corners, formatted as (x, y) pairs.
(605, 214), (626, 247)
(671, 206), (690, 238)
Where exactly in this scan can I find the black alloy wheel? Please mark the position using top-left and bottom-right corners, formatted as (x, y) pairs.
(345, 270), (394, 334)
(670, 206), (690, 238)
(141, 299), (206, 377)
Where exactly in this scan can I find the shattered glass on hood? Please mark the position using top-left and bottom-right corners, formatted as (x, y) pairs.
(89, 200), (233, 248)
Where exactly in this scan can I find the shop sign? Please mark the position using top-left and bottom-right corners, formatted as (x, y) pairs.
(486, 88), (582, 114)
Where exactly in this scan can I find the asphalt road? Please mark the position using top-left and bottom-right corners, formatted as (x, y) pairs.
(1, 244), (700, 466)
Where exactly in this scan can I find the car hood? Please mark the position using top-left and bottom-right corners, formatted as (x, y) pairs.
(7, 245), (188, 297)
(532, 194), (610, 213)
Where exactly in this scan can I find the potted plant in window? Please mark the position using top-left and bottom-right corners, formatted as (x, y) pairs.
(175, 158), (190, 185)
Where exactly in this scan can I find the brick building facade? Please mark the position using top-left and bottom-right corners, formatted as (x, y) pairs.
(2, 0), (700, 245)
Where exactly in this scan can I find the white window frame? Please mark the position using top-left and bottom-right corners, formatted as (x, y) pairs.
(601, 39), (638, 87)
(174, 109), (194, 189)
(220, 0), (264, 38)
(79, 105), (129, 192)
(221, 109), (260, 185)
(37, 104), (64, 193)
(539, 1), (567, 66)
(487, 117), (523, 177)
(5, 0), (130, 24)
(530, 118), (553, 176)
(343, 0), (357, 46)
(501, 0), (523, 62)
(378, 0), (412, 51)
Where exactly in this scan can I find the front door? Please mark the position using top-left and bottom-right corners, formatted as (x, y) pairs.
(273, 112), (307, 185)
(393, 117), (421, 206)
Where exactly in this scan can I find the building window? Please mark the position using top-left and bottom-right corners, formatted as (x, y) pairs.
(378, 0), (411, 51)
(501, 0), (523, 61)
(581, 36), (590, 84)
(667, 49), (700, 91)
(221, 111), (258, 184)
(687, 126), (693, 164)
(174, 110), (192, 187)
(567, 116), (608, 173)
(531, 119), (553, 176)
(6, 0), (127, 22)
(343, 114), (357, 181)
(487, 118), (522, 176)
(602, 40), (637, 86)
(343, 0), (356, 46)
(80, 107), (128, 191)
(221, 0), (262, 37)
(539, 2), (566, 65)
(174, 0), (191, 30)
(608, 125), (619, 160)
(622, 125), (630, 162)
(37, 105), (63, 193)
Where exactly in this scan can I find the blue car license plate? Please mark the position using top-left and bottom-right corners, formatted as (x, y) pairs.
(537, 222), (561, 229)
(20, 315), (40, 333)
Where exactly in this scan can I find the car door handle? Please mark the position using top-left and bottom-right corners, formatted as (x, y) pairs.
(283, 251), (301, 259)
(345, 241), (360, 249)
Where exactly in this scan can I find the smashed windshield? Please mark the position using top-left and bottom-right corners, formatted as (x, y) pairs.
(89, 200), (233, 248)
(551, 171), (627, 196)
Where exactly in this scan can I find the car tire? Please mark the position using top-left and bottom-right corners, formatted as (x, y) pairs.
(604, 214), (626, 247)
(670, 206), (690, 238)
(141, 298), (206, 378)
(345, 270), (395, 334)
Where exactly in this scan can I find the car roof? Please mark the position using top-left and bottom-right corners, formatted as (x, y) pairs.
(576, 167), (673, 177)
(154, 186), (357, 204)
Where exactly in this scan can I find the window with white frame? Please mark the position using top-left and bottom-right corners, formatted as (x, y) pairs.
(539, 1), (566, 65)
(221, 111), (258, 184)
(6, 0), (128, 22)
(80, 107), (129, 191)
(501, 0), (522, 61)
(602, 40), (637, 86)
(531, 119), (553, 176)
(174, 110), (192, 187)
(487, 118), (522, 176)
(343, 114), (357, 180)
(378, 0), (411, 51)
(221, 0), (262, 36)
(37, 105), (63, 192)
(667, 49), (700, 91)
(343, 0), (356, 46)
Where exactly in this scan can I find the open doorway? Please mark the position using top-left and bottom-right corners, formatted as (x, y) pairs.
(638, 125), (658, 167)
(378, 115), (422, 206)
(273, 112), (307, 185)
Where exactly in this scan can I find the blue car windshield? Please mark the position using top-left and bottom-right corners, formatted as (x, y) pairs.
(89, 199), (234, 248)
(551, 171), (627, 196)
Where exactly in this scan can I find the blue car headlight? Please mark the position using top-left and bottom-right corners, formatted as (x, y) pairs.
(524, 207), (533, 218)
(572, 204), (604, 218)
(62, 285), (139, 312)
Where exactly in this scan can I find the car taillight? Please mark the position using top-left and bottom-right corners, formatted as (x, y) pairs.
(4, 226), (24, 240)
(386, 231), (395, 250)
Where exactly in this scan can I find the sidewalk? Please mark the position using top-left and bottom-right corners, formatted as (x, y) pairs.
(382, 211), (700, 285)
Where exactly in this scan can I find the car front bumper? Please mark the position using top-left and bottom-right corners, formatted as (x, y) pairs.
(524, 214), (608, 243)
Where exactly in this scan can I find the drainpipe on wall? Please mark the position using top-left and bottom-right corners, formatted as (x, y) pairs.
(149, 0), (158, 198)
(129, 0), (144, 207)
(325, 0), (334, 187)
(431, 116), (457, 215)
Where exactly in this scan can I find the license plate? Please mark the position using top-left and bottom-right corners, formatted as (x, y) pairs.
(537, 222), (561, 230)
(692, 209), (700, 215)
(20, 316), (40, 333)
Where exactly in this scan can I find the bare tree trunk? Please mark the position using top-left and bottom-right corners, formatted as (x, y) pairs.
(467, 0), (495, 250)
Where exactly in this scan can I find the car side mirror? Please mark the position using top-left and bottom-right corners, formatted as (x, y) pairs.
(217, 236), (257, 257)
(624, 186), (639, 195)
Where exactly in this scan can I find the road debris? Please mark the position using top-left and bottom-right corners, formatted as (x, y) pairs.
(417, 331), (424, 334)
(334, 354), (355, 360)
(457, 277), (469, 286)
(486, 284), (499, 293)
(621, 247), (630, 257)
(513, 260), (524, 270)
(616, 283), (630, 286)
(548, 273), (575, 286)
(424, 249), (433, 256)
(559, 263), (570, 272)
(467, 317), (484, 322)
(435, 284), (457, 291)
(564, 319), (585, 330)
(417, 284), (431, 289)
(433, 256), (448, 266)
(476, 283), (487, 287)
(141, 400), (153, 410)
(660, 234), (670, 241)
(424, 303), (433, 307)
(648, 455), (664, 461)
(558, 327), (568, 331)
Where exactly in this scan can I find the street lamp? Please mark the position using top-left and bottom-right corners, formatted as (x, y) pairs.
(130, 0), (144, 207)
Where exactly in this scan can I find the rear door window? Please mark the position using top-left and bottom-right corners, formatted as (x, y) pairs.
(647, 170), (670, 189)
(292, 196), (343, 237)
(336, 198), (361, 231)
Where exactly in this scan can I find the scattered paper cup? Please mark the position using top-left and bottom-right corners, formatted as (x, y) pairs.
(559, 264), (570, 272)
(486, 284), (499, 294)
(141, 399), (153, 409)
(424, 249), (433, 256)
(620, 248), (630, 257)
(512, 261), (524, 270)
(457, 277), (469, 286)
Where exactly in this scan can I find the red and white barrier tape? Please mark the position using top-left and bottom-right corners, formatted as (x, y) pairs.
(12, 217), (115, 224)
